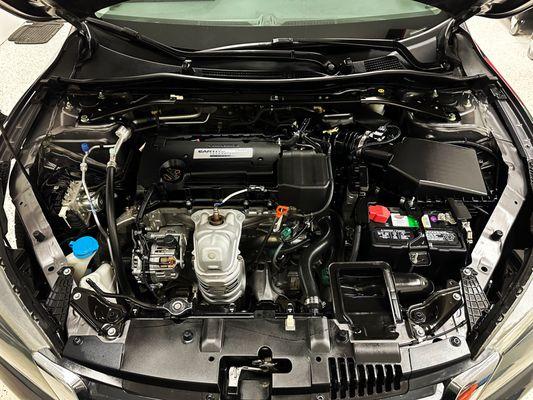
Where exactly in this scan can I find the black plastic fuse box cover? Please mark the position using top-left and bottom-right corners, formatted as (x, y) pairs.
(277, 150), (332, 212)
(388, 138), (487, 196)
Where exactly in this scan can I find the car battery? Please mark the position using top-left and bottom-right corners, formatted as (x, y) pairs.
(367, 206), (467, 272)
(422, 211), (468, 270)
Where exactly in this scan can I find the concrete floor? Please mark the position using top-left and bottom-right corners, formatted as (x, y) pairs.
(0, 11), (23, 44)
(467, 17), (533, 113)
(0, 10), (531, 400)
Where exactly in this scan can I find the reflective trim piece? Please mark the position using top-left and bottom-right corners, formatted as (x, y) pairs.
(33, 351), (87, 396)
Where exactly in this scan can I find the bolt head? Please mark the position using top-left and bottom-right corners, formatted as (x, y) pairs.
(490, 230), (504, 241)
(72, 336), (83, 345)
(450, 336), (461, 347)
(72, 292), (82, 300)
(172, 301), (183, 311)
(413, 324), (425, 338)
(182, 330), (194, 343)
(63, 268), (72, 276)
(336, 330), (349, 343)
(107, 327), (117, 337)
(453, 293), (462, 301)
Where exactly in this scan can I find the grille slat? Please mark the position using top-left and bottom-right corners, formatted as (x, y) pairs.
(363, 56), (405, 72)
(329, 358), (403, 399)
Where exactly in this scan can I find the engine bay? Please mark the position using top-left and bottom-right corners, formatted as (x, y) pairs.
(6, 83), (529, 398)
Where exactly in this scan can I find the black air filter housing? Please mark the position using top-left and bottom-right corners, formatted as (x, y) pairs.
(277, 150), (332, 212)
(388, 138), (487, 196)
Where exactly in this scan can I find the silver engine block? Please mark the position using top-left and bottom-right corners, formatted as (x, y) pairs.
(191, 209), (246, 304)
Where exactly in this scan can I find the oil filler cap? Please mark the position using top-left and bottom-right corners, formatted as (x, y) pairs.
(70, 236), (99, 259)
(368, 205), (391, 224)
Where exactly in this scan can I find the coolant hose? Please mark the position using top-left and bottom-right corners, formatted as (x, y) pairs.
(106, 165), (132, 295)
(299, 218), (335, 310)
(349, 225), (362, 262)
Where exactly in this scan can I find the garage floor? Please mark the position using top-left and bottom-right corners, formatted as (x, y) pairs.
(0, 10), (532, 400)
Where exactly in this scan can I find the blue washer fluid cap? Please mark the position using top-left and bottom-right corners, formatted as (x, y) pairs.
(81, 142), (90, 153)
(69, 236), (99, 259)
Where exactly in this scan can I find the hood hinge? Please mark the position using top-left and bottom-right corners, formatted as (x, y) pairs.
(436, 20), (462, 70)
(76, 21), (97, 62)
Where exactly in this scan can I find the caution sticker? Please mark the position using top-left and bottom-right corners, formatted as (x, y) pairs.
(193, 147), (253, 159)
(390, 213), (419, 228)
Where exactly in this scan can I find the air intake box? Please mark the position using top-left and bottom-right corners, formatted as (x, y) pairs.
(277, 150), (332, 212)
(387, 138), (487, 196)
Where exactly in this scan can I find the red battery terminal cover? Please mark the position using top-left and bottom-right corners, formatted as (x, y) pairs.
(368, 205), (391, 224)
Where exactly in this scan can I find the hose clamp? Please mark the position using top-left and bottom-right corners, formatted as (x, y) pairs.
(304, 296), (321, 306)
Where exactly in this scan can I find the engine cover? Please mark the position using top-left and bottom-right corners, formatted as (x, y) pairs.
(137, 138), (280, 190)
(191, 209), (246, 304)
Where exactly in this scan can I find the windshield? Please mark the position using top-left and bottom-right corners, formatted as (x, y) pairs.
(95, 0), (447, 49)
(97, 0), (440, 26)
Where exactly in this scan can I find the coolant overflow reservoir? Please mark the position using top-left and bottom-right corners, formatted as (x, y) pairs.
(191, 209), (245, 304)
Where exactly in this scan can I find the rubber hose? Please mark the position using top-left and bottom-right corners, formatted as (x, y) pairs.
(299, 218), (335, 308)
(349, 225), (362, 262)
(106, 166), (132, 295)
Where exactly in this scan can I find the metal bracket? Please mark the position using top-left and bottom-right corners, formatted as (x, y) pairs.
(162, 298), (193, 317)
(408, 285), (463, 335)
(227, 366), (263, 396)
(70, 288), (127, 339)
(227, 358), (277, 397)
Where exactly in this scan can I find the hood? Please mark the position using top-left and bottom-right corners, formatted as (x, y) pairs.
(1, 0), (531, 22)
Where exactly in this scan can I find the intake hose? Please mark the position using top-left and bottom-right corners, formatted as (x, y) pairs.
(106, 166), (132, 295)
(299, 217), (335, 311)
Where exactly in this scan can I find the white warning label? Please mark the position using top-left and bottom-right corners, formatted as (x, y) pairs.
(193, 148), (254, 159)
(425, 230), (456, 242)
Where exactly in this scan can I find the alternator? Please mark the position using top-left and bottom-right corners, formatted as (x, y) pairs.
(191, 209), (246, 304)
(131, 226), (186, 285)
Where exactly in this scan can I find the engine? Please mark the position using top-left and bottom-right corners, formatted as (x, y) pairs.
(36, 90), (502, 330)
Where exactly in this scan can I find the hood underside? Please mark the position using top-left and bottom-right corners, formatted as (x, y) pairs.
(1, 0), (530, 22)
